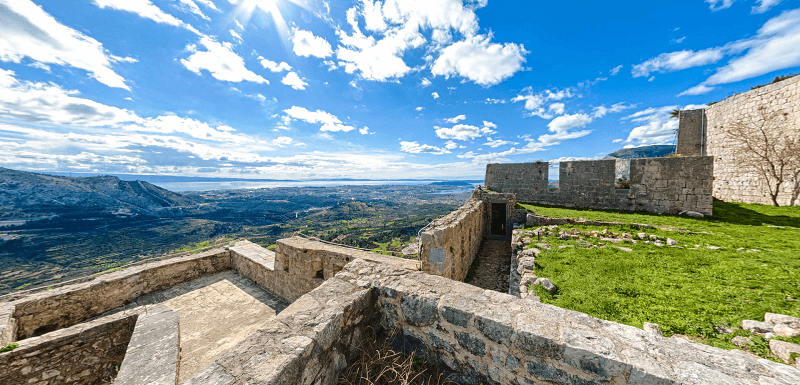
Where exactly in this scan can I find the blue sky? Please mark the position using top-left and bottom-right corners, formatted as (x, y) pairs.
(1, 0), (799, 180)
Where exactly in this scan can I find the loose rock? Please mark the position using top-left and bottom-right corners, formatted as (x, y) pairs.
(666, 238), (678, 246)
(536, 243), (551, 250)
(616, 246), (633, 252)
(742, 320), (774, 334)
(731, 336), (752, 349)
(538, 278), (557, 293)
(774, 324), (800, 338)
(765, 313), (800, 329)
(769, 339), (800, 366)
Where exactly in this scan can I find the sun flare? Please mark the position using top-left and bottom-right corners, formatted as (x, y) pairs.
(233, 0), (309, 39)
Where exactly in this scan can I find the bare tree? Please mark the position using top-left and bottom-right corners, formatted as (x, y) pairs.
(724, 107), (800, 206)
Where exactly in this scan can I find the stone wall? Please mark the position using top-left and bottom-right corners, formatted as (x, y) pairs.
(232, 237), (416, 302)
(419, 198), (486, 281)
(0, 312), (137, 384)
(182, 258), (800, 384)
(677, 76), (800, 205)
(676, 109), (705, 156)
(485, 157), (714, 215)
(9, 248), (230, 340)
(1, 303), (16, 346)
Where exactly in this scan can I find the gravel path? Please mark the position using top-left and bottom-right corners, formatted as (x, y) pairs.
(467, 239), (511, 293)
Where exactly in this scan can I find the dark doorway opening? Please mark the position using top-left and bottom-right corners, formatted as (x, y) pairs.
(490, 203), (506, 236)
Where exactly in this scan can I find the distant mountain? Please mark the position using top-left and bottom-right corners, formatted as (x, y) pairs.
(429, 181), (474, 186)
(606, 145), (676, 159)
(0, 167), (195, 220)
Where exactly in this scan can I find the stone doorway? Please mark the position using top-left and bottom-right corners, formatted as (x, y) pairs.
(490, 203), (507, 236)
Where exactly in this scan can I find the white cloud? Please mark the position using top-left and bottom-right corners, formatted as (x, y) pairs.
(177, 0), (210, 20)
(512, 86), (575, 119)
(0, 0), (131, 89)
(259, 57), (292, 72)
(678, 84), (715, 96)
(400, 141), (450, 154)
(706, 0), (736, 11)
(618, 104), (706, 147)
(432, 35), (527, 86)
(123, 115), (251, 144)
(540, 113), (593, 144)
(432, 92), (440, 99)
(484, 98), (507, 104)
(671, 36), (687, 44)
(435, 121), (496, 141)
(645, 9), (800, 92)
(632, 49), (724, 78)
(483, 137), (517, 148)
(752, 0), (784, 14)
(609, 65), (623, 76)
(291, 29), (333, 58)
(444, 140), (458, 150)
(445, 114), (466, 123)
(281, 72), (308, 90)
(415, 106), (424, 111)
(420, 78), (432, 87)
(548, 103), (565, 116)
(229, 29), (243, 43)
(89, 0), (199, 34)
(359, 126), (370, 135)
(592, 102), (634, 118)
(283, 106), (356, 132)
(181, 36), (268, 83)
(0, 68), (140, 126)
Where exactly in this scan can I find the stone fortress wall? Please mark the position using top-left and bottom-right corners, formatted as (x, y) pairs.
(2, 192), (800, 384)
(677, 75), (800, 205)
(485, 157), (714, 216)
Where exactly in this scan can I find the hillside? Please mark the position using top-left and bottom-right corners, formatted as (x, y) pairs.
(0, 168), (195, 220)
(605, 145), (676, 159)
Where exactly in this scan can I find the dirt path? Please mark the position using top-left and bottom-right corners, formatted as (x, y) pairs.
(467, 239), (511, 293)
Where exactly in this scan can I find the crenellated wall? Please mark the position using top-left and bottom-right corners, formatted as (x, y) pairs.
(485, 157), (714, 215)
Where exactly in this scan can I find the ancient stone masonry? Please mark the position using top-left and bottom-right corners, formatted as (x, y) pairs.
(485, 157), (714, 216)
(677, 75), (800, 205)
(115, 307), (180, 385)
(419, 197), (486, 281)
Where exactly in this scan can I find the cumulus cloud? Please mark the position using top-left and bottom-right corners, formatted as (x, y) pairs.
(281, 72), (308, 90)
(181, 36), (268, 83)
(420, 78), (432, 87)
(483, 137), (518, 148)
(609, 65), (623, 76)
(705, 0), (783, 13)
(292, 30), (333, 58)
(432, 92), (440, 99)
(592, 102), (635, 118)
(444, 140), (458, 150)
(177, 0), (211, 20)
(431, 35), (527, 86)
(89, 0), (199, 34)
(678, 84), (715, 96)
(512, 86), (575, 119)
(229, 29), (243, 43)
(445, 114), (466, 123)
(334, 0), (525, 85)
(435, 121), (497, 141)
(400, 141), (450, 154)
(259, 57), (292, 72)
(415, 106), (424, 111)
(283, 106), (357, 132)
(0, 0), (132, 89)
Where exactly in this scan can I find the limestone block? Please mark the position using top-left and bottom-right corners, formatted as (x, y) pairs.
(742, 320), (773, 334)
(765, 313), (800, 329)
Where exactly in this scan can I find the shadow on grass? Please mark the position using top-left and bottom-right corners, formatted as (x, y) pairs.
(712, 201), (800, 227)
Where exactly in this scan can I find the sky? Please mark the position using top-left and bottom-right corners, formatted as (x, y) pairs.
(1, 0), (799, 180)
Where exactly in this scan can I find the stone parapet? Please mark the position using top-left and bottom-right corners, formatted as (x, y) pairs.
(486, 157), (714, 215)
(419, 198), (485, 280)
(9, 248), (230, 340)
(115, 306), (180, 385)
(0, 310), (137, 384)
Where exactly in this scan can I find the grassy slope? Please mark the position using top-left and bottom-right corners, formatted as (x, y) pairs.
(517, 201), (800, 360)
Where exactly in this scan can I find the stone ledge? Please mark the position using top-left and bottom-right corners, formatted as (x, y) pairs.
(116, 306), (180, 385)
(0, 303), (16, 346)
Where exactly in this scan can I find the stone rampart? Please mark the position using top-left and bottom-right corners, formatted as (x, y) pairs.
(0, 311), (137, 384)
(9, 248), (230, 340)
(677, 76), (800, 205)
(486, 157), (714, 215)
(183, 258), (800, 384)
(419, 198), (485, 280)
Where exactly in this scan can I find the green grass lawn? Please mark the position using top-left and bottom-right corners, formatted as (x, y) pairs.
(516, 201), (800, 361)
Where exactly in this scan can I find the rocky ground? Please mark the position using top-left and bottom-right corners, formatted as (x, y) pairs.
(465, 239), (511, 293)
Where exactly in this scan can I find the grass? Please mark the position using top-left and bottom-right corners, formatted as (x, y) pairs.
(517, 201), (800, 361)
(1, 342), (18, 352)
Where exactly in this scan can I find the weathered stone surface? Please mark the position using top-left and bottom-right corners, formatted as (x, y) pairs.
(419, 198), (486, 281)
(774, 325), (800, 338)
(731, 336), (752, 349)
(539, 278), (557, 293)
(0, 303), (16, 346)
(115, 307), (180, 385)
(643, 322), (662, 336)
(743, 320), (774, 334)
(765, 313), (800, 330)
(769, 340), (800, 365)
(667, 238), (678, 246)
